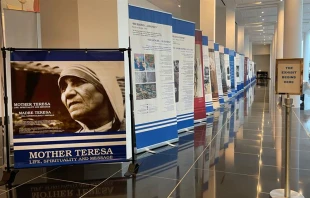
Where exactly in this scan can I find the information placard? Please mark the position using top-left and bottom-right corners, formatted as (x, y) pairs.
(276, 59), (303, 95)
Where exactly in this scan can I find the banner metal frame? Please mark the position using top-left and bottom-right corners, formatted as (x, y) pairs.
(0, 46), (139, 185)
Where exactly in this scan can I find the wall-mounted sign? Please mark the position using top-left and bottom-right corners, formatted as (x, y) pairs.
(276, 58), (303, 95)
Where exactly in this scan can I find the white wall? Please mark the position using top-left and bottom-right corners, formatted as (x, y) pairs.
(253, 44), (270, 55)
(128, 0), (162, 10)
(40, 0), (80, 48)
(216, 7), (226, 46)
(253, 55), (270, 75)
(77, 0), (119, 48)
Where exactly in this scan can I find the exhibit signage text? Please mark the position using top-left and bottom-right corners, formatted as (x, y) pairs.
(276, 59), (303, 95)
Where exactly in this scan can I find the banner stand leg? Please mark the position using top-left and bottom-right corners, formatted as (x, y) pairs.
(124, 43), (139, 178)
(270, 94), (304, 198)
(0, 48), (19, 186)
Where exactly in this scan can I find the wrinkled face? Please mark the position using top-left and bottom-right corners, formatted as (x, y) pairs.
(59, 76), (104, 120)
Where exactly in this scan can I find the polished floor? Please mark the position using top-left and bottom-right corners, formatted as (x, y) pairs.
(0, 80), (310, 198)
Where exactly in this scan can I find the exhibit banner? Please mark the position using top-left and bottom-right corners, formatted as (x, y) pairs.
(252, 61), (255, 82)
(129, 5), (178, 151)
(235, 53), (241, 93)
(202, 36), (214, 115)
(208, 40), (220, 110)
(172, 18), (195, 131)
(224, 48), (231, 98)
(10, 50), (129, 168)
(248, 59), (251, 85)
(229, 50), (236, 96)
(240, 54), (245, 90)
(249, 60), (252, 84)
(248, 60), (252, 84)
(194, 30), (207, 122)
(219, 46), (228, 102)
(254, 63), (257, 81)
(214, 43), (224, 105)
(252, 61), (256, 82)
(244, 57), (248, 88)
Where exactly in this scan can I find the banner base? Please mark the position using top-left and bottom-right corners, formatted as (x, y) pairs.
(124, 163), (140, 178)
(0, 170), (19, 186)
(270, 189), (304, 198)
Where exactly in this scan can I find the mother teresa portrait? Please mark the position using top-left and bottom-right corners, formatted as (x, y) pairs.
(58, 64), (125, 133)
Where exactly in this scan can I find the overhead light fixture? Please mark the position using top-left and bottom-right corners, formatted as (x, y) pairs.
(255, 2), (262, 4)
(262, 11), (264, 13)
(178, 4), (181, 7)
(262, 19), (265, 21)
(260, 16), (262, 17)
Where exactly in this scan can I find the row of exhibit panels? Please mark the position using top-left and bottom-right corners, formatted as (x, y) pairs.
(8, 86), (256, 198)
(129, 5), (256, 153)
(2, 5), (256, 169)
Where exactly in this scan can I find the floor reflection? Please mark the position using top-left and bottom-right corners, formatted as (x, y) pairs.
(2, 80), (310, 197)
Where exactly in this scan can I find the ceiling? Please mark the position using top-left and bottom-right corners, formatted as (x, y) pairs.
(146, 0), (310, 45)
(235, 0), (310, 44)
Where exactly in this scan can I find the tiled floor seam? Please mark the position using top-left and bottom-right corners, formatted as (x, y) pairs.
(40, 176), (97, 186)
(79, 151), (149, 198)
(0, 166), (61, 196)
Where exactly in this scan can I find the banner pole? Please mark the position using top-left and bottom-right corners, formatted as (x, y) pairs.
(1, 48), (10, 173)
(124, 38), (139, 177)
(284, 93), (292, 198)
(0, 48), (18, 186)
(128, 46), (136, 164)
(270, 95), (304, 198)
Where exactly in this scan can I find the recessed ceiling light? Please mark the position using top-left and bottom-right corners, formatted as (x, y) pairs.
(260, 16), (262, 17)
(178, 4), (181, 7)
(262, 11), (264, 13)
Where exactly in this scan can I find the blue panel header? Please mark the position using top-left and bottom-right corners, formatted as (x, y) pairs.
(224, 48), (229, 54)
(11, 51), (124, 61)
(214, 43), (219, 51)
(202, 36), (208, 46)
(172, 18), (195, 36)
(229, 50), (235, 56)
(129, 5), (172, 26)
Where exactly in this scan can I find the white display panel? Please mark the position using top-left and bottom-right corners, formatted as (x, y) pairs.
(202, 36), (213, 114)
(214, 43), (224, 105)
(172, 18), (195, 131)
(129, 5), (178, 151)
